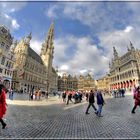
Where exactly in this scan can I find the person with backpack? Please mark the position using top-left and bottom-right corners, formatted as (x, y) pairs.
(131, 86), (140, 114)
(85, 90), (97, 115)
(0, 84), (7, 129)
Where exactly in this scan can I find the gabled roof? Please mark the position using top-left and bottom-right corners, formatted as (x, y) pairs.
(28, 47), (43, 65)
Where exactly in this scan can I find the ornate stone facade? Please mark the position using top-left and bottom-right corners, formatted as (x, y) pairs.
(12, 23), (58, 93)
(78, 74), (96, 92)
(58, 73), (78, 91)
(0, 25), (15, 89)
(58, 73), (96, 92)
(109, 42), (140, 90)
(96, 75), (110, 91)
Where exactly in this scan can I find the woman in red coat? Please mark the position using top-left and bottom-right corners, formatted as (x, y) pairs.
(131, 86), (140, 114)
(0, 84), (7, 129)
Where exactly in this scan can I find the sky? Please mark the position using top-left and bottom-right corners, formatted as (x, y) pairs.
(1, 1), (140, 79)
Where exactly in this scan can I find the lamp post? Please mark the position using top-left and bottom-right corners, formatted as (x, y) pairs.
(47, 80), (49, 93)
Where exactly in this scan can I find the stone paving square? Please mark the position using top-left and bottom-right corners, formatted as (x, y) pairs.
(0, 93), (140, 139)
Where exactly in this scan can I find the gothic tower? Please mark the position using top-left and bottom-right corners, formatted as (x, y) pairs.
(40, 22), (54, 91)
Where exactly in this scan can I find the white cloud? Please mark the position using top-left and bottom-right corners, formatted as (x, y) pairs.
(60, 65), (69, 70)
(30, 39), (42, 55)
(12, 19), (20, 29)
(45, 5), (59, 18)
(80, 69), (87, 74)
(98, 25), (140, 63)
(2, 13), (20, 30)
(45, 2), (132, 33)
(0, 2), (26, 13)
(0, 2), (26, 31)
(124, 26), (133, 33)
(10, 8), (16, 13)
(45, 3), (96, 27)
(53, 35), (109, 79)
(4, 13), (10, 19)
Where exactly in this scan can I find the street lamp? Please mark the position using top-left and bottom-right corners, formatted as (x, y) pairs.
(46, 80), (49, 93)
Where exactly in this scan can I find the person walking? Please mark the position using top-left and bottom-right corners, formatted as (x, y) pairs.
(85, 92), (89, 102)
(0, 84), (7, 129)
(131, 86), (140, 114)
(66, 92), (73, 105)
(38, 89), (41, 100)
(29, 89), (33, 101)
(8, 89), (11, 100)
(121, 89), (125, 97)
(85, 90), (97, 115)
(96, 90), (105, 117)
(34, 90), (38, 100)
(74, 92), (79, 104)
(11, 88), (14, 100)
(62, 92), (66, 102)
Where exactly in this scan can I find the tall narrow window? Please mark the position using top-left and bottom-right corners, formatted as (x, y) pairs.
(1, 56), (5, 65)
(6, 61), (9, 67)
(0, 68), (3, 73)
(5, 69), (7, 75)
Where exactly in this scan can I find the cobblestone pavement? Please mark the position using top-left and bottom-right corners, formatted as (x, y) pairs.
(0, 93), (140, 139)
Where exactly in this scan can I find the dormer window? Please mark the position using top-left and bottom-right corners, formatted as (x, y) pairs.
(1, 42), (5, 48)
(6, 45), (9, 49)
(1, 27), (7, 34)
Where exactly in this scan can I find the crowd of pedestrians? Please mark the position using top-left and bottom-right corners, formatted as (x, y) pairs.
(28, 89), (49, 101)
(111, 88), (125, 98)
(61, 89), (105, 117)
(62, 91), (83, 105)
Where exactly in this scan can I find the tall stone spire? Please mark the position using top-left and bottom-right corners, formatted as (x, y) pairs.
(113, 46), (118, 59)
(40, 22), (55, 92)
(41, 22), (54, 56)
(40, 22), (54, 69)
(130, 41), (135, 51)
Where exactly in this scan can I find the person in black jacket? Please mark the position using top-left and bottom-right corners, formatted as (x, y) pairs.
(62, 92), (66, 102)
(66, 92), (73, 105)
(85, 90), (97, 114)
